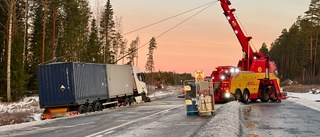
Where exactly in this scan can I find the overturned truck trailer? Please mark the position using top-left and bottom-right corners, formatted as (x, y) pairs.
(37, 62), (149, 119)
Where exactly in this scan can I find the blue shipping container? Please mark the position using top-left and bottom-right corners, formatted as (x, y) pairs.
(37, 62), (108, 108)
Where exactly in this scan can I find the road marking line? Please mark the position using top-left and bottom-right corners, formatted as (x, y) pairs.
(85, 104), (184, 137)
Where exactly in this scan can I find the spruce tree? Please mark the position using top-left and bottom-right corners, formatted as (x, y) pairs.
(259, 42), (269, 56)
(87, 19), (102, 63)
(100, 0), (116, 64)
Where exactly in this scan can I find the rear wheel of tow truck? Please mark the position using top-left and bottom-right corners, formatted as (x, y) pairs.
(94, 102), (103, 111)
(87, 104), (94, 112)
(269, 86), (278, 102)
(260, 87), (270, 102)
(235, 89), (242, 101)
(243, 89), (250, 104)
(78, 105), (86, 114)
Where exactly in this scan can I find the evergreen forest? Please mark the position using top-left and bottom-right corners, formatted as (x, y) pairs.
(1, 0), (318, 101)
(265, 0), (320, 84)
(0, 0), (194, 101)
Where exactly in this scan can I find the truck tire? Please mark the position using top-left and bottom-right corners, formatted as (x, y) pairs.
(142, 93), (151, 102)
(269, 86), (278, 102)
(94, 102), (102, 111)
(87, 104), (94, 112)
(260, 87), (270, 102)
(124, 98), (131, 106)
(78, 105), (86, 114)
(243, 90), (249, 104)
(235, 89), (242, 101)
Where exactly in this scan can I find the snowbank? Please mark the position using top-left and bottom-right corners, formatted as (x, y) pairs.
(195, 101), (241, 137)
(287, 92), (320, 112)
(0, 96), (43, 126)
(149, 86), (182, 99)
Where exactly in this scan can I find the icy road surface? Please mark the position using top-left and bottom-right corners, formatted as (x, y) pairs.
(0, 95), (221, 137)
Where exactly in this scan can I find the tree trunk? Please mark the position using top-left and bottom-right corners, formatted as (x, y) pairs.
(23, 0), (28, 68)
(7, 0), (15, 102)
(52, 0), (56, 59)
(310, 30), (313, 79)
(314, 31), (319, 77)
(42, 0), (46, 64)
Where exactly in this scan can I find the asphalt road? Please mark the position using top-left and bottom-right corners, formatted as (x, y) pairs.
(240, 100), (320, 137)
(1, 95), (213, 137)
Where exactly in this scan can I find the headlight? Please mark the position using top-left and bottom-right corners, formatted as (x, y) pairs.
(230, 68), (235, 73)
(225, 92), (231, 98)
(235, 68), (240, 73)
(220, 75), (225, 80)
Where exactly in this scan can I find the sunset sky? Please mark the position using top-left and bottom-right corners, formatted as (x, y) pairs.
(90, 0), (310, 76)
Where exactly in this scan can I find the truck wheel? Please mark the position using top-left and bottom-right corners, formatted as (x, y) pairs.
(269, 86), (277, 102)
(87, 104), (94, 112)
(78, 105), (86, 114)
(243, 90), (249, 104)
(260, 87), (270, 102)
(94, 102), (102, 111)
(129, 96), (135, 104)
(235, 89), (242, 101)
(124, 98), (131, 106)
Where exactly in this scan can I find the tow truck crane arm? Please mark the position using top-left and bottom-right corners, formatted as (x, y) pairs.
(219, 0), (265, 70)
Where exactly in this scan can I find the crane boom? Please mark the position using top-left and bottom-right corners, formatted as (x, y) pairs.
(219, 0), (264, 70)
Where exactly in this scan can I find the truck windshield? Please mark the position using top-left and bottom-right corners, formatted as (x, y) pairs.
(137, 73), (146, 82)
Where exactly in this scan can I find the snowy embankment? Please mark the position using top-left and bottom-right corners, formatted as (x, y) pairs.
(0, 96), (43, 126)
(287, 92), (320, 112)
(195, 101), (241, 137)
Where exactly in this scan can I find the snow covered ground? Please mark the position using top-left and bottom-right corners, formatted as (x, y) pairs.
(287, 92), (320, 112)
(0, 96), (43, 126)
(196, 90), (320, 137)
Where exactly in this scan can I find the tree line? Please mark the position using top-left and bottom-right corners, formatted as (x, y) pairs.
(0, 0), (174, 101)
(260, 0), (320, 84)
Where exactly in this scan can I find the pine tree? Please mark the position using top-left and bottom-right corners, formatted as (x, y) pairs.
(100, 0), (116, 64)
(58, 0), (91, 62)
(127, 36), (140, 65)
(259, 42), (269, 56)
(86, 19), (102, 63)
(28, 1), (45, 92)
(304, 0), (320, 79)
(145, 37), (157, 85)
(10, 0), (31, 101)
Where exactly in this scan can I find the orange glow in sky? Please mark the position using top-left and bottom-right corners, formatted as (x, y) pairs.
(90, 0), (310, 76)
